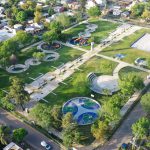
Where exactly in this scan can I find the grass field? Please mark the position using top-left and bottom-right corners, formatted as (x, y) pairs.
(0, 46), (84, 89)
(101, 29), (150, 67)
(63, 19), (119, 49)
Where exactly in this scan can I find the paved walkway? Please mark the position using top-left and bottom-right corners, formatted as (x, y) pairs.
(113, 62), (129, 78)
(96, 102), (146, 150)
(0, 109), (62, 150)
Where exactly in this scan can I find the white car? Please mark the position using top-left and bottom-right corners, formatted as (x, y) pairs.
(41, 141), (52, 150)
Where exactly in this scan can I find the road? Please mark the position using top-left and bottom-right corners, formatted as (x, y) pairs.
(0, 109), (61, 150)
(96, 102), (146, 150)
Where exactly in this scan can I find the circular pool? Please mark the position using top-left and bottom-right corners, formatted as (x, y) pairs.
(62, 97), (101, 125)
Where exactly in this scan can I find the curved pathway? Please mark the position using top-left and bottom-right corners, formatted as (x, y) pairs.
(113, 62), (129, 78)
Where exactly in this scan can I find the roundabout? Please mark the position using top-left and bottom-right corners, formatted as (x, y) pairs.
(62, 97), (101, 125)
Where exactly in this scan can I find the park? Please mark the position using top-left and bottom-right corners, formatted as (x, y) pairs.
(0, 17), (150, 149)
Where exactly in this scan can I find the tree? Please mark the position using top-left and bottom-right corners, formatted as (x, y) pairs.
(101, 100), (121, 124)
(57, 14), (71, 28)
(74, 12), (83, 22)
(8, 77), (30, 110)
(48, 7), (55, 16)
(142, 9), (150, 21)
(87, 6), (101, 17)
(0, 125), (10, 145)
(141, 93), (150, 115)
(50, 105), (62, 129)
(16, 11), (27, 22)
(34, 10), (42, 23)
(15, 31), (32, 46)
(12, 128), (28, 143)
(119, 73), (144, 97)
(91, 120), (109, 142)
(47, 21), (62, 38)
(131, 3), (145, 17)
(32, 52), (45, 61)
(132, 117), (150, 139)
(29, 103), (52, 129)
(62, 112), (73, 129)
(42, 30), (59, 44)
(62, 124), (80, 148)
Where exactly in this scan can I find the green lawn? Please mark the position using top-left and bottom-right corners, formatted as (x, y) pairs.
(119, 66), (148, 80)
(0, 46), (84, 89)
(45, 56), (118, 106)
(101, 29), (150, 67)
(63, 19), (119, 49)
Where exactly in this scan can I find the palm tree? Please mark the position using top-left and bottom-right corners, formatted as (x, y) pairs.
(0, 125), (10, 145)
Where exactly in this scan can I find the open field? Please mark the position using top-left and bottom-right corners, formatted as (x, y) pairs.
(101, 29), (150, 67)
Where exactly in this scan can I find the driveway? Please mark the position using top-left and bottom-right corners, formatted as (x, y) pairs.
(0, 109), (61, 150)
(96, 102), (146, 150)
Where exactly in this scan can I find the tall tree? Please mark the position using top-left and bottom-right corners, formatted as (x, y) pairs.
(87, 6), (101, 17)
(12, 128), (28, 143)
(29, 103), (52, 129)
(8, 77), (30, 110)
(91, 120), (109, 142)
(132, 117), (150, 139)
(62, 112), (73, 129)
(62, 124), (81, 148)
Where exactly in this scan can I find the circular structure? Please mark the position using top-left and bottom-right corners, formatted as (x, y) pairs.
(6, 64), (29, 73)
(89, 75), (119, 95)
(78, 32), (91, 38)
(37, 42), (61, 52)
(25, 58), (41, 66)
(69, 37), (90, 46)
(62, 97), (101, 125)
(43, 52), (59, 62)
(85, 28), (96, 33)
(86, 24), (98, 30)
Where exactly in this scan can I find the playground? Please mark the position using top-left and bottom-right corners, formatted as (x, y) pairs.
(62, 97), (101, 125)
(69, 37), (90, 46)
(64, 19), (119, 48)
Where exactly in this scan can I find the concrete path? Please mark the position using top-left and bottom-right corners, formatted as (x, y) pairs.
(113, 62), (129, 78)
(96, 103), (146, 150)
(0, 109), (62, 150)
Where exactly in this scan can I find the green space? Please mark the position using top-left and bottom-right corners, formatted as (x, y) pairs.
(63, 19), (119, 49)
(119, 66), (148, 80)
(45, 56), (118, 106)
(0, 46), (84, 89)
(101, 29), (150, 67)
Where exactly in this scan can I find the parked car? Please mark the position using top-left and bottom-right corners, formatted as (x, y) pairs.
(41, 141), (52, 150)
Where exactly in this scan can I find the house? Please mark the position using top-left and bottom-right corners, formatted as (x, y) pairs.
(14, 24), (23, 31)
(121, 11), (130, 18)
(3, 142), (23, 150)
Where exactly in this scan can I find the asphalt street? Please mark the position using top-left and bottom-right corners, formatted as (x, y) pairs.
(0, 109), (61, 150)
